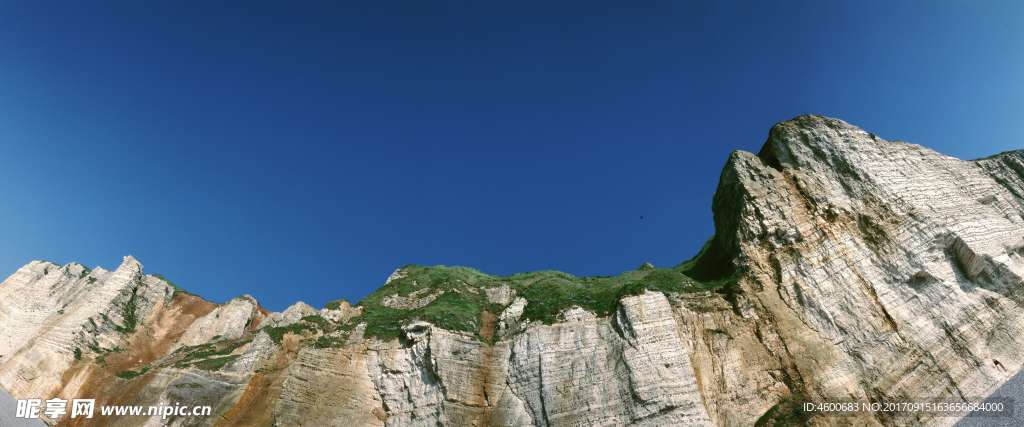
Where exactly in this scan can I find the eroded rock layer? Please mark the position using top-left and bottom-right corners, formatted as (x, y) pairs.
(1, 116), (1022, 426)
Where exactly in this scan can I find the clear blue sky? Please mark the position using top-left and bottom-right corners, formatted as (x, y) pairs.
(1, 1), (1021, 310)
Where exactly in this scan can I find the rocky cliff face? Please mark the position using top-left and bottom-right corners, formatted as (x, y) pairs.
(1, 116), (1022, 426)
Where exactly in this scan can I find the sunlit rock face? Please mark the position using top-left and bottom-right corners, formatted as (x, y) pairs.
(0, 257), (172, 400)
(0, 116), (1022, 426)
(698, 116), (1024, 426)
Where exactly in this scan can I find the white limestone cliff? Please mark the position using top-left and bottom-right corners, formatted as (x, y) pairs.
(176, 295), (258, 348)
(0, 116), (1022, 426)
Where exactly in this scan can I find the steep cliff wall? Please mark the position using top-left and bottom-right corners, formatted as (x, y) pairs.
(1, 116), (1021, 426)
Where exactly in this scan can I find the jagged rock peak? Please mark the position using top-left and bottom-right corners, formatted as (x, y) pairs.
(116, 255), (143, 272)
(706, 115), (951, 275)
(267, 301), (317, 327)
(756, 115), (877, 169)
(231, 294), (260, 306)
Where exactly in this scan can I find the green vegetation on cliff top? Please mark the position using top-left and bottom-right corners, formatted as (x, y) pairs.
(202, 238), (740, 346)
(346, 238), (739, 341)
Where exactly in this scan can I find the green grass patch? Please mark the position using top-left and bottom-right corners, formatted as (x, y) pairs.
(515, 268), (712, 324)
(360, 291), (495, 341)
(191, 355), (239, 371)
(116, 366), (150, 380)
(313, 334), (347, 349)
(352, 266), (504, 341)
(173, 339), (249, 368)
(300, 315), (331, 331)
(262, 322), (317, 344)
(114, 286), (140, 334)
(344, 244), (739, 341)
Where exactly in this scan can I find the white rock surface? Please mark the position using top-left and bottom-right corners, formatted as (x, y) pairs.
(0, 256), (171, 398)
(266, 301), (317, 327)
(225, 331), (276, 373)
(0, 116), (1021, 426)
(498, 297), (528, 337)
(319, 299), (362, 323)
(702, 116), (1024, 425)
(176, 295), (257, 347)
(484, 283), (516, 305)
(381, 288), (443, 310)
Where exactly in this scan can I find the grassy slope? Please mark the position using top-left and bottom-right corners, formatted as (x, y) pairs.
(348, 238), (739, 341)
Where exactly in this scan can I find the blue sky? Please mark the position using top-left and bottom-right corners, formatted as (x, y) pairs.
(0, 1), (1021, 310)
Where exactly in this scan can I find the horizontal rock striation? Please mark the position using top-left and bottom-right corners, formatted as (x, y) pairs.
(0, 115), (1021, 426)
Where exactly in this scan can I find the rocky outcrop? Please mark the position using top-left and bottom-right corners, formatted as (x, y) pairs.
(1, 116), (1022, 426)
(176, 295), (258, 348)
(976, 150), (1024, 203)
(497, 297), (528, 337)
(484, 284), (516, 305)
(0, 257), (171, 400)
(265, 302), (317, 327)
(319, 300), (361, 323)
(381, 288), (444, 310)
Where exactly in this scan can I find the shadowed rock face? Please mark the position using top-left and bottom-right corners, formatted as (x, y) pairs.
(1, 115), (1023, 426)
